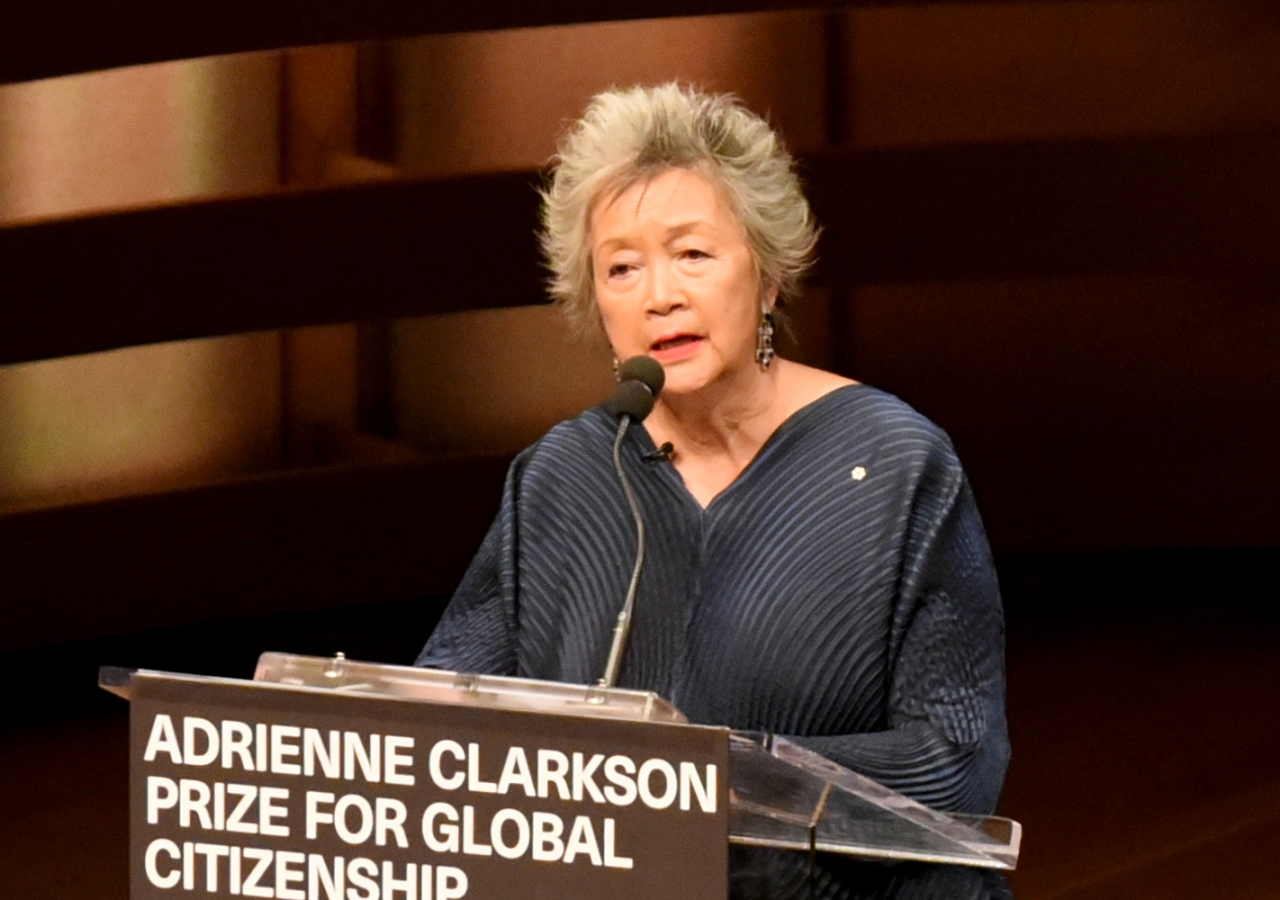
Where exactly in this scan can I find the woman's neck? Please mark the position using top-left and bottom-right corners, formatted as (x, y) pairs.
(646, 359), (790, 466)
(639, 359), (857, 507)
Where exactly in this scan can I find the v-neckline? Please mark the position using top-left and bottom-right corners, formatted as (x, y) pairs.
(632, 383), (868, 512)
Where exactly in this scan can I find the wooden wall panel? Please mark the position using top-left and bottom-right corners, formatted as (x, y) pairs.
(3, 135), (1274, 365)
(0, 173), (544, 364)
(3, 0), (840, 85)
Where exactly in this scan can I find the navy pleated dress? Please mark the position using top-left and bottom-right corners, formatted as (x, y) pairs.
(418, 384), (1010, 898)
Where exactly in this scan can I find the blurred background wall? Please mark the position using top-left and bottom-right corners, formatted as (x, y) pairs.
(0, 55), (282, 510)
(3, 2), (1276, 548)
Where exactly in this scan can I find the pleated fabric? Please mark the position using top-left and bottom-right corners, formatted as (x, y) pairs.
(418, 384), (1010, 897)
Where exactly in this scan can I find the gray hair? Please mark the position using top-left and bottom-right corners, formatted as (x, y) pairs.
(540, 83), (819, 335)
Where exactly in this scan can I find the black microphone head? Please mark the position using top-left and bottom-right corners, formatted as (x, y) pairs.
(606, 355), (665, 420)
(616, 356), (664, 398)
(607, 380), (657, 420)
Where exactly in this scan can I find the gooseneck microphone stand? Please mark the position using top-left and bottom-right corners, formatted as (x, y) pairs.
(597, 356), (665, 688)
(599, 415), (647, 688)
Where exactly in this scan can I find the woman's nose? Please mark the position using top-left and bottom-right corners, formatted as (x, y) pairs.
(644, 267), (684, 314)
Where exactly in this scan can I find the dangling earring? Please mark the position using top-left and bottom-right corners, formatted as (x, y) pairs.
(612, 355), (621, 381)
(755, 311), (776, 370)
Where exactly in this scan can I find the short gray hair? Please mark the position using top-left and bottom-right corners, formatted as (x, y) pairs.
(540, 83), (819, 335)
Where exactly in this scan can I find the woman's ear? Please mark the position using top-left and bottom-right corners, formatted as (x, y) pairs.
(762, 282), (780, 314)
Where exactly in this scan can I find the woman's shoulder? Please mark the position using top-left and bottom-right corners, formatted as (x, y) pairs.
(778, 369), (961, 481)
(510, 404), (619, 478)
(782, 362), (948, 442)
(835, 383), (949, 440)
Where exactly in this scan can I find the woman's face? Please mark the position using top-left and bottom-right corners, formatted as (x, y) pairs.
(590, 168), (768, 399)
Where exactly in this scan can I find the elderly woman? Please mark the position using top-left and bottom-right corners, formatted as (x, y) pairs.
(418, 84), (1009, 897)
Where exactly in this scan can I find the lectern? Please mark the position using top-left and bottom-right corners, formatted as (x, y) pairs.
(102, 653), (1019, 900)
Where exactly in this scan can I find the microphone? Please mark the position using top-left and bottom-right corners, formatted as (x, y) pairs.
(642, 442), (675, 463)
(606, 355), (665, 421)
(599, 356), (664, 689)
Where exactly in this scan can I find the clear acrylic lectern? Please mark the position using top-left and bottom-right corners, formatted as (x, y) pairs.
(245, 652), (1021, 871)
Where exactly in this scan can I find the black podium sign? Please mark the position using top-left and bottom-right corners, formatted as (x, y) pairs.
(129, 673), (728, 900)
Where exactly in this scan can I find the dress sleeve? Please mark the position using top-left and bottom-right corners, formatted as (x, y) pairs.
(791, 463), (1010, 815)
(414, 456), (524, 676)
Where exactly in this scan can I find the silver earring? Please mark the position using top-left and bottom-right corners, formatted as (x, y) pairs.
(756, 312), (776, 370)
(612, 355), (621, 381)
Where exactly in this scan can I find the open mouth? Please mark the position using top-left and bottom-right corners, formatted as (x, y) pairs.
(651, 335), (702, 352)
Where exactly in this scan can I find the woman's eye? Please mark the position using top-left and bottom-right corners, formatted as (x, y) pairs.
(607, 263), (634, 278)
(681, 248), (711, 261)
